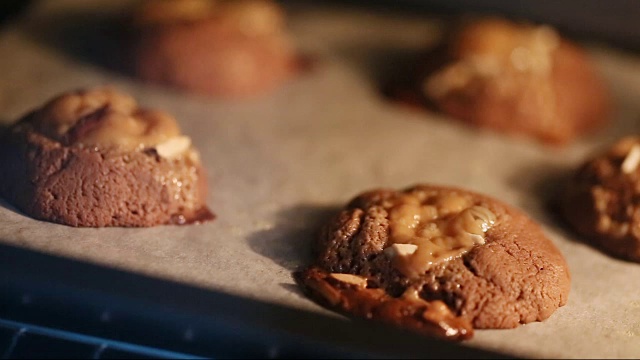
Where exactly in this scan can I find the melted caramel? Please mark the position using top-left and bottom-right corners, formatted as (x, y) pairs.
(386, 192), (496, 278)
(29, 88), (189, 154)
(170, 206), (215, 225)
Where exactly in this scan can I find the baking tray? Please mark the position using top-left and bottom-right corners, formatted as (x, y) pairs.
(0, 0), (639, 358)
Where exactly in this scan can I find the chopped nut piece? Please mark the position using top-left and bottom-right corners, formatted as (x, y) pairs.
(329, 273), (368, 287)
(468, 234), (486, 245)
(155, 136), (192, 158)
(621, 144), (640, 174)
(456, 206), (497, 235)
(383, 243), (419, 258)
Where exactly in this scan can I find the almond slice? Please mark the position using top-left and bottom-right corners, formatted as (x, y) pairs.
(621, 144), (640, 174)
(383, 243), (419, 259)
(329, 273), (367, 287)
(155, 136), (192, 158)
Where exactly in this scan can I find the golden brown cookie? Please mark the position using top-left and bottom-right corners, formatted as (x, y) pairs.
(562, 137), (640, 262)
(297, 185), (570, 340)
(131, 0), (300, 98)
(414, 18), (611, 145)
(0, 87), (212, 227)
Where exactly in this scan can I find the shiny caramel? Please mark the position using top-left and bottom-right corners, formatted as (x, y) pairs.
(386, 192), (496, 278)
(29, 88), (188, 154)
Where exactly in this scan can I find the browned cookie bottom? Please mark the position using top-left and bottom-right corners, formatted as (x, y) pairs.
(296, 267), (473, 340)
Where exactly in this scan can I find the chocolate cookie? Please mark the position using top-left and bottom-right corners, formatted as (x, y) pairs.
(0, 87), (211, 227)
(410, 18), (610, 145)
(298, 185), (570, 340)
(562, 137), (640, 262)
(131, 0), (300, 98)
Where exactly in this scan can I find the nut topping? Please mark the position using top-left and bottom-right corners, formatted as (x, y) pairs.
(155, 136), (193, 158)
(329, 273), (368, 287)
(621, 144), (640, 174)
(383, 243), (419, 259)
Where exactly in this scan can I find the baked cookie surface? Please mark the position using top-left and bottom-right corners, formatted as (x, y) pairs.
(417, 18), (610, 145)
(0, 87), (211, 227)
(131, 0), (300, 98)
(298, 185), (570, 340)
(562, 137), (640, 262)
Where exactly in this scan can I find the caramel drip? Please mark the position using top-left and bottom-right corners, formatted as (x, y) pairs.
(170, 206), (215, 225)
(299, 267), (473, 340)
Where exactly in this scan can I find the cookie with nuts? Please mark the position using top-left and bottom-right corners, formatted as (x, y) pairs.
(562, 137), (640, 262)
(0, 87), (212, 227)
(130, 0), (301, 98)
(399, 18), (610, 145)
(297, 185), (570, 340)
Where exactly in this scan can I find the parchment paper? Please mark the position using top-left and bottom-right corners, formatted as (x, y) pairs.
(1, 1), (639, 358)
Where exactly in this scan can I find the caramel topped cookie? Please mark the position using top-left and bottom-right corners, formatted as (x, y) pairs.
(562, 137), (640, 262)
(416, 18), (610, 145)
(131, 0), (300, 98)
(0, 87), (211, 227)
(298, 185), (570, 340)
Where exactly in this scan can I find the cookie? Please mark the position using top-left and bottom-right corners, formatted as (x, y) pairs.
(130, 0), (300, 98)
(0, 87), (212, 227)
(297, 185), (570, 340)
(414, 18), (610, 145)
(562, 137), (640, 262)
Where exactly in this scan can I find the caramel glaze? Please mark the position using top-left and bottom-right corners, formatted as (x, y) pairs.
(170, 206), (215, 225)
(297, 267), (473, 341)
